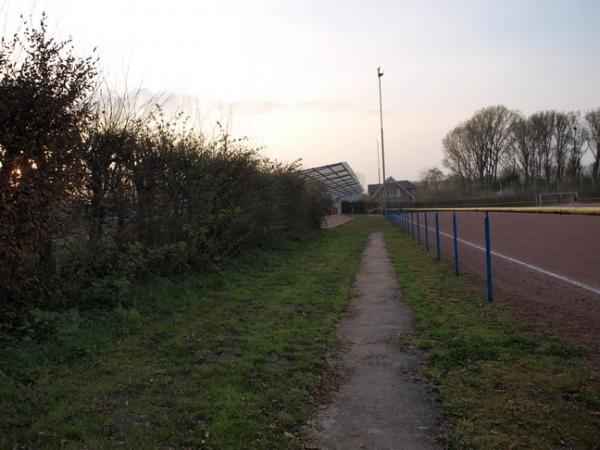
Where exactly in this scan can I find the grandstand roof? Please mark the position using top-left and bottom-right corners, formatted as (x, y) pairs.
(301, 162), (364, 200)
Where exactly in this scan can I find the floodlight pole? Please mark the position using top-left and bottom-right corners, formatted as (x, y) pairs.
(377, 67), (387, 214)
(376, 139), (381, 185)
(376, 139), (382, 212)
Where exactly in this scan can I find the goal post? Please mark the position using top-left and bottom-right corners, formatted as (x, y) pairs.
(538, 191), (578, 206)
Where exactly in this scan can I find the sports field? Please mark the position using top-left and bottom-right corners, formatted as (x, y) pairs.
(400, 211), (600, 363)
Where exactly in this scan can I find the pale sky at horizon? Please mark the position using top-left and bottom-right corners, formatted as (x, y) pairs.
(3, 0), (600, 186)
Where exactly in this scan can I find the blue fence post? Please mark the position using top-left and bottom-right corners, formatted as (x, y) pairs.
(452, 211), (460, 275)
(424, 212), (429, 251)
(410, 212), (415, 240)
(485, 212), (493, 302)
(435, 212), (441, 261)
(416, 212), (421, 244)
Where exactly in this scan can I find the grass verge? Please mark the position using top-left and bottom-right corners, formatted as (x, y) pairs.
(385, 225), (600, 449)
(1, 226), (368, 449)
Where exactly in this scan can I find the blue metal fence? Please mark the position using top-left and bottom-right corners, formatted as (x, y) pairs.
(388, 210), (494, 302)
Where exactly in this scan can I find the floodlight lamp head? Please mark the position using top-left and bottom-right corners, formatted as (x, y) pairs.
(377, 67), (384, 77)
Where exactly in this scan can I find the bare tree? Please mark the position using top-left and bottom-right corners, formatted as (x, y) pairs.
(441, 106), (600, 194)
(529, 111), (555, 185)
(442, 125), (476, 184)
(509, 114), (535, 184)
(553, 112), (571, 183)
(418, 167), (445, 193)
(566, 112), (588, 180)
(585, 108), (600, 181)
(465, 105), (517, 184)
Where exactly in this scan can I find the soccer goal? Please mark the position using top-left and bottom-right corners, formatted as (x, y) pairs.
(538, 191), (578, 206)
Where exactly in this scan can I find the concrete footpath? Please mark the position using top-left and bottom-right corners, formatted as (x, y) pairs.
(311, 232), (441, 450)
(321, 215), (354, 229)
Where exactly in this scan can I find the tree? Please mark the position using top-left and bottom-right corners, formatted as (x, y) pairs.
(509, 114), (535, 184)
(0, 13), (330, 324)
(0, 15), (97, 312)
(566, 112), (587, 180)
(440, 106), (600, 195)
(443, 105), (517, 186)
(528, 111), (555, 185)
(442, 125), (476, 184)
(419, 167), (445, 192)
(553, 112), (571, 183)
(466, 105), (517, 184)
(585, 108), (600, 181)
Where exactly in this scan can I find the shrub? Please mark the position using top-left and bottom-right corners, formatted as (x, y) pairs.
(19, 308), (83, 343)
(0, 15), (330, 324)
(80, 277), (133, 309)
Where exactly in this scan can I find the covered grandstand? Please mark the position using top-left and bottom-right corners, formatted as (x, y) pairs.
(301, 162), (364, 214)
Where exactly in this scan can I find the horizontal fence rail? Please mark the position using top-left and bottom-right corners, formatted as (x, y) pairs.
(386, 192), (600, 211)
(389, 206), (600, 216)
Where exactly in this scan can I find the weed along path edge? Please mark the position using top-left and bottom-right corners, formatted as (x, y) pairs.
(311, 232), (441, 450)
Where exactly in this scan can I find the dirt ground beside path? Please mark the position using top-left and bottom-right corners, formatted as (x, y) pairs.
(308, 232), (441, 450)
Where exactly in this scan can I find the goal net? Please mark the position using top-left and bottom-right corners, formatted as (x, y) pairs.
(538, 191), (578, 206)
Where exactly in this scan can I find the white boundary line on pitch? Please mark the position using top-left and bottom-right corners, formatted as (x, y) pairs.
(401, 218), (600, 297)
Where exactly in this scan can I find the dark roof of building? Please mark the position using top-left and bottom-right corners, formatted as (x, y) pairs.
(301, 161), (364, 200)
(367, 177), (417, 195)
(367, 184), (379, 195)
(367, 177), (417, 199)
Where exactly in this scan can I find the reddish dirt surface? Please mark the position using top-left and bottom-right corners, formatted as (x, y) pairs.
(397, 212), (600, 367)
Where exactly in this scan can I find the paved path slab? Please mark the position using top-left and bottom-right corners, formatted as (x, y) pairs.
(312, 232), (441, 450)
(322, 215), (354, 229)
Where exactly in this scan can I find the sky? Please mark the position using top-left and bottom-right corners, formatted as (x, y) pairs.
(3, 0), (600, 186)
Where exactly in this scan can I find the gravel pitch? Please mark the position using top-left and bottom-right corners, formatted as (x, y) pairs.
(406, 211), (600, 366)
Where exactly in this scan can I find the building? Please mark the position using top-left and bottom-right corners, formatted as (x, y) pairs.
(367, 177), (417, 203)
(301, 162), (364, 214)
